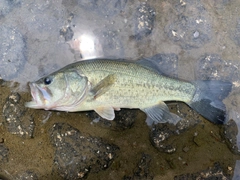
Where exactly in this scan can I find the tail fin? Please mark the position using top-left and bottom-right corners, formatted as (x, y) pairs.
(188, 80), (232, 124)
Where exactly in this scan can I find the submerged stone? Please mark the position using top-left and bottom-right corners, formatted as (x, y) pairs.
(87, 109), (137, 131)
(133, 3), (155, 40)
(0, 144), (9, 164)
(0, 0), (22, 17)
(174, 162), (232, 179)
(0, 26), (26, 80)
(165, 0), (212, 49)
(2, 93), (35, 138)
(150, 102), (201, 153)
(123, 153), (153, 180)
(76, 0), (128, 17)
(50, 123), (119, 179)
(220, 119), (240, 155)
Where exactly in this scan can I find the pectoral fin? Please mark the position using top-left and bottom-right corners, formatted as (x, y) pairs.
(141, 102), (181, 125)
(94, 106), (115, 120)
(91, 74), (117, 99)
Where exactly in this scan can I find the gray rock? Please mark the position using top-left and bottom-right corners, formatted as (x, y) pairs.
(133, 3), (155, 40)
(77, 0), (128, 17)
(94, 29), (124, 58)
(197, 54), (240, 84)
(0, 144), (9, 164)
(148, 53), (178, 78)
(165, 0), (212, 49)
(0, 0), (21, 17)
(50, 123), (119, 179)
(0, 26), (26, 80)
(60, 26), (74, 42)
(232, 19), (240, 46)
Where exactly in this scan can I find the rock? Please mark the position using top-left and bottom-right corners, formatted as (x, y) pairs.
(149, 53), (178, 78)
(0, 26), (26, 80)
(93, 28), (124, 58)
(0, 144), (9, 163)
(172, 102), (201, 133)
(15, 170), (38, 180)
(133, 3), (155, 40)
(220, 119), (240, 155)
(2, 93), (35, 138)
(196, 54), (240, 82)
(77, 0), (128, 17)
(150, 122), (178, 153)
(150, 102), (201, 153)
(123, 153), (153, 180)
(87, 109), (137, 131)
(165, 0), (212, 49)
(0, 0), (21, 17)
(50, 123), (119, 179)
(60, 26), (74, 42)
(174, 162), (232, 179)
(232, 19), (240, 46)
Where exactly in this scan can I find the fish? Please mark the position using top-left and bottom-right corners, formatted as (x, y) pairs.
(25, 59), (232, 125)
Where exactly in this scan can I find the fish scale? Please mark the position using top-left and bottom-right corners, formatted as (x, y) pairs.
(72, 59), (195, 108)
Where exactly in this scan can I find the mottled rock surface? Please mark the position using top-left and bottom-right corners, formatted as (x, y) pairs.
(2, 93), (35, 138)
(87, 109), (137, 131)
(133, 3), (155, 40)
(165, 0), (212, 49)
(0, 26), (26, 80)
(50, 123), (119, 179)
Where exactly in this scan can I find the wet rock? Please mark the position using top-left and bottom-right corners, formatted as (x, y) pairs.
(165, 0), (212, 49)
(149, 53), (178, 78)
(15, 170), (38, 180)
(60, 26), (74, 42)
(0, 26), (26, 80)
(133, 3), (155, 40)
(123, 153), (153, 180)
(171, 103), (201, 133)
(94, 29), (124, 58)
(2, 93), (35, 138)
(150, 123), (178, 153)
(77, 0), (127, 17)
(150, 102), (201, 153)
(232, 19), (240, 46)
(0, 144), (9, 163)
(220, 119), (240, 155)
(174, 162), (232, 179)
(87, 109), (136, 131)
(0, 0), (21, 17)
(197, 54), (240, 89)
(197, 54), (236, 81)
(50, 123), (119, 179)
(211, 0), (232, 9)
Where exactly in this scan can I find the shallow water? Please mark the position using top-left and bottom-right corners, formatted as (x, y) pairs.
(1, 0), (240, 179)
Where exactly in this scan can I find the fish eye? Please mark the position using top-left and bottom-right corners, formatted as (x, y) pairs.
(43, 77), (52, 85)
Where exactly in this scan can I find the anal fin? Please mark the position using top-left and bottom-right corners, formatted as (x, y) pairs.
(141, 102), (181, 125)
(94, 106), (115, 120)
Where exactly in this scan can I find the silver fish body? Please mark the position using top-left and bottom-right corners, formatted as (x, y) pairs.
(25, 59), (232, 124)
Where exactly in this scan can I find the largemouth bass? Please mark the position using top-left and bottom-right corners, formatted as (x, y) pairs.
(25, 59), (232, 124)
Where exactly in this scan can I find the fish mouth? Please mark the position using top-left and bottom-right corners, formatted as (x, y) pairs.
(25, 83), (51, 109)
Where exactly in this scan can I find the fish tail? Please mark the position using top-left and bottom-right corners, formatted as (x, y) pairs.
(188, 80), (232, 124)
